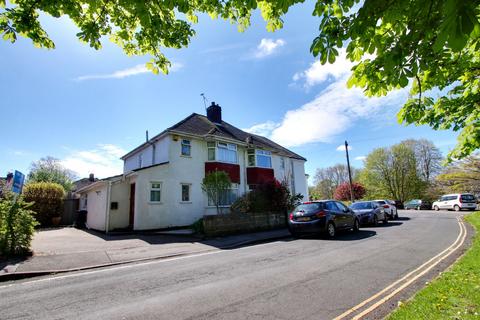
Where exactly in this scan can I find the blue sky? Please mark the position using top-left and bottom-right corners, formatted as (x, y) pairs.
(1, 3), (458, 184)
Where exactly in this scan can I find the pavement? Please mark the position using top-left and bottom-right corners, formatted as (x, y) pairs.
(0, 210), (473, 320)
(0, 227), (290, 280)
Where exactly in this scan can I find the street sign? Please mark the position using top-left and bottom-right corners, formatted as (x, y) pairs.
(11, 170), (25, 194)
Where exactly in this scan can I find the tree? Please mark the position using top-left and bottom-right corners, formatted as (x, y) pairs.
(313, 164), (358, 199)
(333, 182), (366, 201)
(403, 139), (443, 182)
(3, 1), (479, 158)
(360, 142), (425, 202)
(436, 154), (480, 195)
(28, 157), (76, 192)
(201, 171), (231, 215)
(0, 194), (38, 256)
(23, 182), (65, 226)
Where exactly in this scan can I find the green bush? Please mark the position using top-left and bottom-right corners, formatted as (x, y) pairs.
(0, 195), (38, 256)
(23, 182), (64, 226)
(191, 218), (204, 235)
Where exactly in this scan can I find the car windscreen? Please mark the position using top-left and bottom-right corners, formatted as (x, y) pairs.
(351, 202), (373, 210)
(294, 203), (323, 213)
(375, 200), (386, 205)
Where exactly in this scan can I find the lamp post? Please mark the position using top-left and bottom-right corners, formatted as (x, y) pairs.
(345, 140), (354, 203)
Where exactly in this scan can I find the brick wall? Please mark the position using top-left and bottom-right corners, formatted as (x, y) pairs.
(203, 212), (286, 237)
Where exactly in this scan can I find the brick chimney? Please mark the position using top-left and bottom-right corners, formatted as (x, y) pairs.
(89, 173), (95, 182)
(206, 102), (222, 123)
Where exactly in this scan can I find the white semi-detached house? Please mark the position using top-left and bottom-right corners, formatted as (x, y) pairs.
(78, 102), (308, 232)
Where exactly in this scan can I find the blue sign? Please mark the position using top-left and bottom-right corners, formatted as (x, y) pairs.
(11, 170), (25, 194)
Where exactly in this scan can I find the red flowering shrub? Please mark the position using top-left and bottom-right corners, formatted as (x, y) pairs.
(333, 182), (366, 201)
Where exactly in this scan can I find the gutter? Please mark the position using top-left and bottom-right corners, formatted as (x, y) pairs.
(104, 180), (112, 234)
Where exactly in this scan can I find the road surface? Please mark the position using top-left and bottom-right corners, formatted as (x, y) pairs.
(0, 210), (467, 320)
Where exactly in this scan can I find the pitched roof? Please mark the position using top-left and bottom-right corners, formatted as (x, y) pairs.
(122, 113), (306, 161)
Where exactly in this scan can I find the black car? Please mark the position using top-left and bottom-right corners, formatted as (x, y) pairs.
(288, 201), (360, 238)
(404, 199), (432, 210)
(350, 201), (387, 226)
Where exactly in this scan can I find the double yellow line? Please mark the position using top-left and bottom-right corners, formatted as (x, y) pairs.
(333, 217), (467, 320)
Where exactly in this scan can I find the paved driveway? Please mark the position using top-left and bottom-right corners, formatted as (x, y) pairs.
(0, 210), (471, 320)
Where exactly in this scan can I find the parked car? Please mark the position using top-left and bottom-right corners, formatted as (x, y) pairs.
(374, 199), (398, 220)
(432, 194), (478, 211)
(350, 201), (388, 226)
(288, 200), (360, 238)
(404, 199), (432, 210)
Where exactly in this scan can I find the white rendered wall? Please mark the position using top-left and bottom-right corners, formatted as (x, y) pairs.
(123, 136), (170, 172)
(86, 184), (107, 231)
(108, 180), (131, 230)
(292, 159), (308, 200)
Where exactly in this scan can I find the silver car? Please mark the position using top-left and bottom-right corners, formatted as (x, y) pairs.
(374, 199), (398, 220)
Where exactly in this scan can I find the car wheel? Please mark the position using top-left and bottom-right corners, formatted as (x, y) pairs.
(434, 205), (439, 211)
(327, 222), (336, 238)
(454, 205), (461, 212)
(352, 219), (360, 232)
(372, 215), (378, 226)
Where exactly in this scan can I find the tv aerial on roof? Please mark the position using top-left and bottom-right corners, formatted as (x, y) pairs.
(200, 93), (208, 112)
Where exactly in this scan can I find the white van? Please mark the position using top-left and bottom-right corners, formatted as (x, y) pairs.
(432, 194), (477, 211)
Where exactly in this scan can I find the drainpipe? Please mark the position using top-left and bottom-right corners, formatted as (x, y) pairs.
(146, 130), (156, 165)
(243, 147), (248, 194)
(104, 181), (112, 234)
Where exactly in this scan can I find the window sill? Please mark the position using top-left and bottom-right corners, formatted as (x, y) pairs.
(148, 202), (163, 205)
(206, 205), (232, 208)
(180, 201), (192, 204)
(206, 160), (239, 165)
(247, 166), (273, 169)
(180, 155), (192, 158)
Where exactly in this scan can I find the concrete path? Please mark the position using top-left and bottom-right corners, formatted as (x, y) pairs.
(1, 228), (289, 277)
(0, 210), (472, 320)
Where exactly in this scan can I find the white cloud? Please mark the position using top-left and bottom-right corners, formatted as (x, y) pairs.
(75, 62), (183, 81)
(60, 144), (126, 178)
(293, 48), (353, 88)
(253, 38), (286, 58)
(242, 121), (279, 137)
(336, 144), (353, 151)
(245, 74), (407, 147)
(355, 156), (367, 161)
(243, 46), (408, 148)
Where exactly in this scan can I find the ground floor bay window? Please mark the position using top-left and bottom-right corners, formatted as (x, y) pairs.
(208, 183), (239, 207)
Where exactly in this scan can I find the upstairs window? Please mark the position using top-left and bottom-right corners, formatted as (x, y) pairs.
(181, 139), (191, 156)
(217, 143), (237, 163)
(207, 142), (237, 163)
(207, 142), (216, 161)
(256, 150), (272, 168)
(247, 149), (272, 168)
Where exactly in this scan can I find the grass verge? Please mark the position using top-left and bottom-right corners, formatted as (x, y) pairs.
(388, 212), (480, 319)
